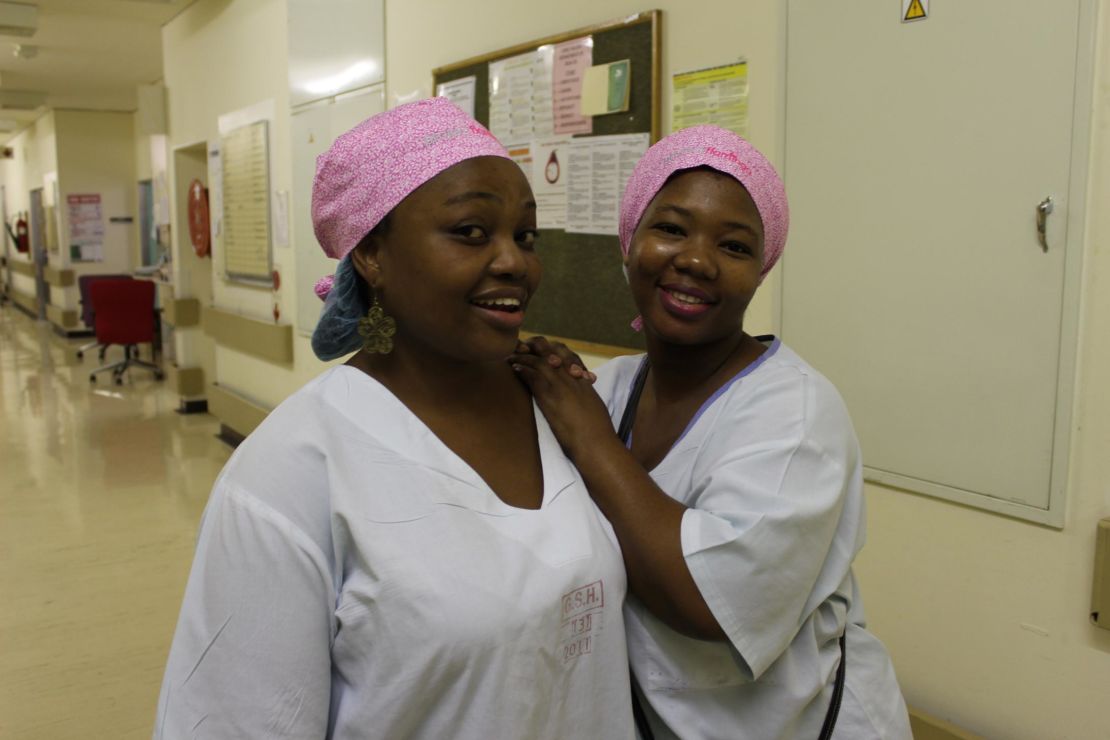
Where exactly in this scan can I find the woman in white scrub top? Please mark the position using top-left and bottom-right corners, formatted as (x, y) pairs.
(154, 99), (635, 740)
(511, 126), (911, 739)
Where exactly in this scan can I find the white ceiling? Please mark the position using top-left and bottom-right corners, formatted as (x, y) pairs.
(0, 0), (195, 138)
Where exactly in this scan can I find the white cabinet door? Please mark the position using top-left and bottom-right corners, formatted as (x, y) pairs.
(782, 1), (1093, 524)
(292, 87), (385, 335)
(287, 0), (385, 108)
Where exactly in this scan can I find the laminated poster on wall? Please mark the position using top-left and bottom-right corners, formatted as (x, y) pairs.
(66, 193), (104, 262)
(672, 61), (749, 137)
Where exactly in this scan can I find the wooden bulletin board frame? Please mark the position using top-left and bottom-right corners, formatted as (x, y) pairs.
(433, 10), (661, 356)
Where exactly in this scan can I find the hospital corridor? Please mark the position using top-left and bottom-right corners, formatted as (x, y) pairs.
(0, 306), (228, 738)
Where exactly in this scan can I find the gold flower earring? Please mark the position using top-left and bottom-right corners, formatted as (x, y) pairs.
(358, 292), (396, 354)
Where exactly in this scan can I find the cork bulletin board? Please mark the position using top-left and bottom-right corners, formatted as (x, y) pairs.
(433, 10), (661, 354)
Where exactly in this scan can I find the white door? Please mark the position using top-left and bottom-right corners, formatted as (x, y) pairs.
(782, 1), (1092, 524)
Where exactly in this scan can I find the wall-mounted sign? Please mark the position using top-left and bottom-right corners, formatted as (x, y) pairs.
(902, 0), (928, 23)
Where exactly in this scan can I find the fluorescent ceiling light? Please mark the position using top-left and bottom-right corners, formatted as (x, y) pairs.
(0, 2), (37, 38)
(303, 60), (376, 97)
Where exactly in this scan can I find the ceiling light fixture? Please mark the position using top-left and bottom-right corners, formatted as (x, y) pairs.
(303, 60), (376, 97)
(0, 2), (37, 38)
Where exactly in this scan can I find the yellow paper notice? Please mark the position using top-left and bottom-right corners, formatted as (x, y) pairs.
(672, 62), (748, 136)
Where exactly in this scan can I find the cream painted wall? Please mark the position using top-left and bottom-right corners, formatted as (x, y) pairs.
(171, 142), (217, 394)
(134, 114), (153, 183)
(1, 113), (58, 302)
(162, 0), (303, 408)
(53, 110), (139, 312)
(1, 112), (58, 250)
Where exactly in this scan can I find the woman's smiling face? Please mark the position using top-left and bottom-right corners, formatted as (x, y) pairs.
(352, 156), (540, 363)
(626, 167), (765, 346)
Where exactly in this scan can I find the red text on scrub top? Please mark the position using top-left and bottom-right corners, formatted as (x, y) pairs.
(560, 580), (604, 663)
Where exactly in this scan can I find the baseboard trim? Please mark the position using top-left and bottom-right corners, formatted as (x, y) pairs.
(216, 423), (246, 448)
(45, 302), (79, 330)
(11, 287), (37, 316)
(175, 398), (209, 415)
(207, 383), (270, 441)
(909, 708), (985, 740)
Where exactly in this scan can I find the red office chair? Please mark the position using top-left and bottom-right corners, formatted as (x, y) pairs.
(75, 273), (132, 360)
(88, 279), (164, 385)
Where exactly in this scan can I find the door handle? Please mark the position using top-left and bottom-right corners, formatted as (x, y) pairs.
(1036, 197), (1054, 252)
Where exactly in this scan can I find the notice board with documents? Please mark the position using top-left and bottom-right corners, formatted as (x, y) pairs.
(433, 10), (660, 352)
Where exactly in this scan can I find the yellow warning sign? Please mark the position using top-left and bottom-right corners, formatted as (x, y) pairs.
(903, 0), (928, 22)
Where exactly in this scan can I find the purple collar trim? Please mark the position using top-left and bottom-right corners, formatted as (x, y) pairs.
(625, 336), (781, 451)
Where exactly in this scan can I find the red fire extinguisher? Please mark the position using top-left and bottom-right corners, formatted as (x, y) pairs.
(14, 214), (29, 253)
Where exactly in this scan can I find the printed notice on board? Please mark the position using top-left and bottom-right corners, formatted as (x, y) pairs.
(565, 133), (649, 235)
(553, 37), (593, 135)
(489, 47), (555, 143)
(67, 193), (104, 262)
(436, 76), (477, 118)
(672, 62), (749, 137)
(532, 137), (571, 229)
(504, 142), (535, 188)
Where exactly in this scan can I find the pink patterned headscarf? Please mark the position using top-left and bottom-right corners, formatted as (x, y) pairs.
(311, 97), (510, 299)
(619, 125), (789, 277)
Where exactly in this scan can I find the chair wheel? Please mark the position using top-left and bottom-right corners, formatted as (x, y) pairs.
(115, 377), (123, 386)
(154, 371), (165, 381)
(76, 351), (84, 359)
(89, 374), (96, 383)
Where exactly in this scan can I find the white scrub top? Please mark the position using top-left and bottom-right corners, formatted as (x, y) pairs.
(595, 339), (910, 740)
(155, 366), (635, 740)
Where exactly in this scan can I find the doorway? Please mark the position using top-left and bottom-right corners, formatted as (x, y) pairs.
(29, 187), (46, 319)
(138, 180), (158, 268)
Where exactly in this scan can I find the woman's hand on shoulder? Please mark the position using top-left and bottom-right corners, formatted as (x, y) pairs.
(513, 336), (597, 383)
(509, 337), (614, 458)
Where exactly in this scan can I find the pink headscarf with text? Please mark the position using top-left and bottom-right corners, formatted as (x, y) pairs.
(311, 97), (511, 300)
(619, 125), (789, 277)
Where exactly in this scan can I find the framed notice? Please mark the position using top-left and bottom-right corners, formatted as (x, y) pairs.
(220, 120), (272, 283)
(67, 193), (104, 262)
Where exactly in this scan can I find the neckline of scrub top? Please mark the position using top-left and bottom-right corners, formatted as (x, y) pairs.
(625, 336), (782, 468)
(326, 364), (577, 515)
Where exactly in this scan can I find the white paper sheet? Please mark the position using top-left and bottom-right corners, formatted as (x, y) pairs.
(489, 47), (555, 143)
(564, 133), (649, 235)
(532, 137), (571, 229)
(436, 76), (477, 117)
